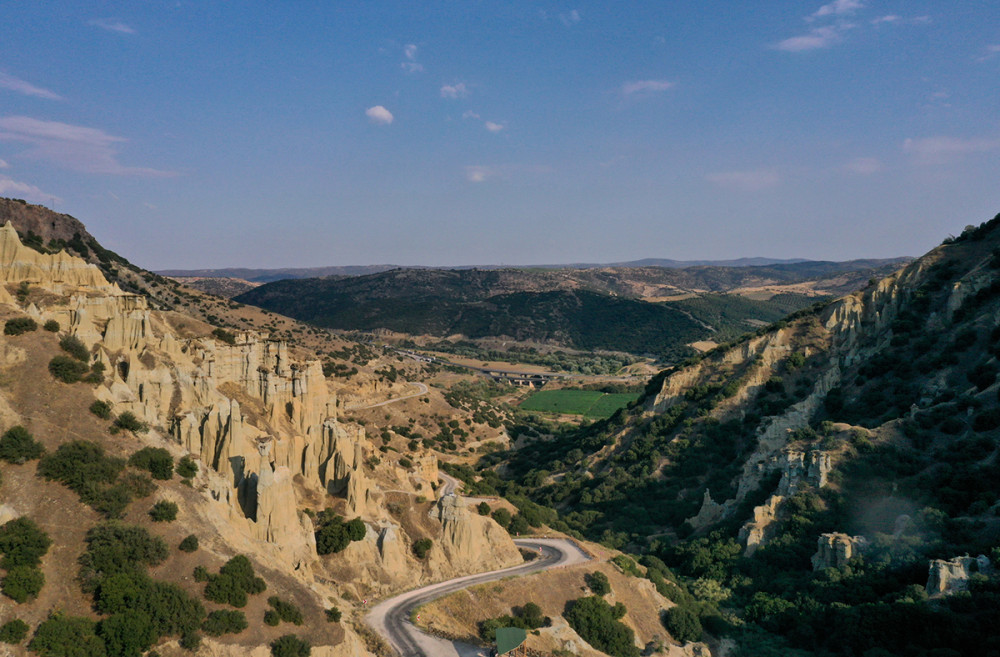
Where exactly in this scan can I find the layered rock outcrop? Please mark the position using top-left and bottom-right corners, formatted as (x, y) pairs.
(812, 533), (866, 570)
(926, 555), (991, 596)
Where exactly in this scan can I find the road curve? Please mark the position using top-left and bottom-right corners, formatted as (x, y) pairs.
(366, 538), (590, 657)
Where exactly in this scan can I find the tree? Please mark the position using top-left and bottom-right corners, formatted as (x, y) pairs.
(0, 516), (52, 568)
(477, 501), (491, 515)
(0, 426), (45, 465)
(201, 610), (247, 636)
(97, 610), (156, 657)
(128, 448), (173, 480)
(89, 401), (113, 419)
(43, 320), (60, 332)
(0, 618), (29, 643)
(48, 356), (89, 383)
(178, 535), (199, 553)
(59, 335), (90, 361)
(4, 317), (37, 336)
(565, 596), (639, 657)
(176, 456), (198, 479)
(413, 538), (432, 559)
(585, 571), (611, 596)
(149, 501), (178, 522)
(271, 634), (310, 657)
(663, 604), (702, 643)
(28, 613), (106, 657)
(2, 565), (44, 602)
(491, 508), (511, 528)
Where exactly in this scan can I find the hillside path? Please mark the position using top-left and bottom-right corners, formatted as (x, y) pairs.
(345, 381), (429, 410)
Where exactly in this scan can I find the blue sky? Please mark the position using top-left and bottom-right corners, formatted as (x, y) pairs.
(1, 1), (998, 269)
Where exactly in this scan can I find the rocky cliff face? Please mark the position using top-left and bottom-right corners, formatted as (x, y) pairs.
(0, 223), (520, 598)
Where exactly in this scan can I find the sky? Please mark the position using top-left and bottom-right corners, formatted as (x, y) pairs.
(1, 1), (999, 269)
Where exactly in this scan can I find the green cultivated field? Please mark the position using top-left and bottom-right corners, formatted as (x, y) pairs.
(519, 389), (637, 418)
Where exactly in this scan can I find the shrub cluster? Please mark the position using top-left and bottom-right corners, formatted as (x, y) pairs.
(89, 400), (113, 419)
(202, 610), (247, 637)
(478, 601), (548, 642)
(0, 517), (51, 603)
(0, 618), (28, 643)
(564, 596), (637, 657)
(585, 570), (611, 596)
(149, 500), (178, 522)
(264, 597), (304, 626)
(3, 317), (37, 336)
(178, 535), (199, 553)
(38, 440), (154, 518)
(271, 634), (310, 657)
(0, 425), (45, 463)
(111, 411), (148, 434)
(201, 555), (266, 608)
(176, 455), (198, 479)
(129, 447), (173, 480)
(412, 537), (432, 559)
(314, 511), (366, 555)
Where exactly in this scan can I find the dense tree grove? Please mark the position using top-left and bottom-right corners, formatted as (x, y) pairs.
(564, 596), (638, 657)
(313, 511), (366, 555)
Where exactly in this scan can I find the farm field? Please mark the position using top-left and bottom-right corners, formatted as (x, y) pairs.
(519, 389), (637, 418)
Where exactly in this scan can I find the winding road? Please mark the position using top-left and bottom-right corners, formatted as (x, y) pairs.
(366, 537), (591, 657)
(345, 382), (429, 411)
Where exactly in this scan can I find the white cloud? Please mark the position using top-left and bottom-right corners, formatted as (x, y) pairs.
(0, 72), (62, 100)
(0, 115), (174, 176)
(0, 175), (59, 204)
(88, 18), (135, 34)
(871, 15), (900, 25)
(844, 157), (883, 174)
(706, 169), (781, 191)
(773, 26), (844, 51)
(978, 44), (1000, 61)
(462, 110), (481, 120)
(440, 83), (468, 99)
(559, 9), (581, 26)
(622, 79), (675, 95)
(465, 165), (495, 183)
(400, 44), (423, 73)
(365, 105), (394, 125)
(484, 121), (504, 133)
(903, 136), (1000, 163)
(401, 62), (424, 73)
(811, 0), (863, 20)
(404, 44), (418, 60)
(0, 158), (7, 169)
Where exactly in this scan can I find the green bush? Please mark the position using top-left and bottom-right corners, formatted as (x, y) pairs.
(491, 508), (512, 528)
(59, 335), (90, 362)
(0, 618), (28, 643)
(129, 447), (173, 480)
(585, 571), (611, 596)
(264, 610), (280, 626)
(178, 535), (199, 553)
(78, 523), (168, 586)
(112, 412), (147, 434)
(149, 501), (178, 522)
(202, 610), (247, 636)
(89, 400), (113, 419)
(663, 604), (702, 643)
(477, 501), (491, 515)
(28, 613), (105, 657)
(0, 516), (52, 569)
(193, 566), (209, 582)
(43, 319), (60, 332)
(2, 565), (44, 602)
(0, 425), (45, 463)
(325, 607), (341, 623)
(176, 455), (198, 479)
(202, 555), (266, 608)
(48, 355), (89, 383)
(413, 538), (432, 559)
(314, 512), (366, 555)
(564, 596), (639, 657)
(212, 328), (237, 346)
(478, 602), (548, 641)
(267, 597), (304, 625)
(271, 634), (310, 657)
(98, 609), (156, 657)
(4, 317), (37, 336)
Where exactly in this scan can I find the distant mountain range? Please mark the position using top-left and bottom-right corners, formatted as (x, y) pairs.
(157, 257), (837, 283)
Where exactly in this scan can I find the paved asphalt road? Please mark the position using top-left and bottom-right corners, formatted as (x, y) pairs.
(366, 537), (591, 657)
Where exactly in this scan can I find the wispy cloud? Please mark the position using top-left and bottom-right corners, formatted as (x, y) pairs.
(465, 165), (495, 183)
(871, 15), (900, 25)
(621, 79), (675, 95)
(88, 18), (135, 34)
(0, 159), (7, 169)
(0, 175), (60, 204)
(0, 115), (174, 176)
(903, 136), (1000, 163)
(484, 121), (504, 133)
(0, 72), (62, 100)
(977, 44), (1000, 62)
(365, 105), (394, 125)
(706, 169), (781, 191)
(844, 157), (883, 174)
(462, 110), (481, 120)
(401, 43), (423, 73)
(773, 25), (845, 52)
(559, 9), (581, 26)
(440, 83), (468, 99)
(810, 0), (863, 21)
